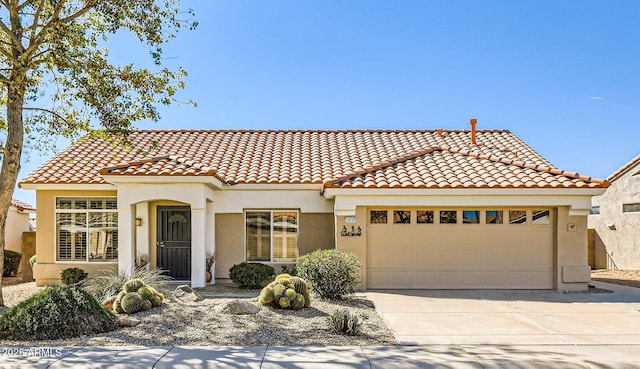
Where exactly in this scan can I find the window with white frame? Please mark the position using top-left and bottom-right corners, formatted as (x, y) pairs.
(56, 198), (118, 262)
(246, 210), (298, 262)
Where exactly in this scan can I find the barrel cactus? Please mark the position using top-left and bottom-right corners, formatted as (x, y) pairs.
(121, 292), (145, 314)
(123, 278), (145, 293)
(113, 278), (165, 314)
(259, 275), (311, 310)
(138, 286), (155, 301)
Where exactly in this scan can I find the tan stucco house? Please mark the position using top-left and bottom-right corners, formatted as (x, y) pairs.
(589, 154), (640, 269)
(19, 122), (608, 290)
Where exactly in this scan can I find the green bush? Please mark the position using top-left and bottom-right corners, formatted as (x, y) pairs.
(3, 250), (21, 277)
(229, 262), (275, 289)
(0, 285), (119, 340)
(29, 254), (36, 269)
(60, 267), (88, 285)
(327, 309), (368, 335)
(83, 268), (171, 303)
(259, 274), (311, 310)
(297, 249), (361, 299)
(280, 264), (298, 276)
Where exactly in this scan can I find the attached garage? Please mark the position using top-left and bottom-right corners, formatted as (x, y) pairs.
(366, 208), (555, 289)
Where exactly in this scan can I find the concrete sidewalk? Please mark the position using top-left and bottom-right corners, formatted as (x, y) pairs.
(4, 344), (640, 368)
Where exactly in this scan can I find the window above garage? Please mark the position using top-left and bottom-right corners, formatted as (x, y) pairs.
(368, 208), (552, 225)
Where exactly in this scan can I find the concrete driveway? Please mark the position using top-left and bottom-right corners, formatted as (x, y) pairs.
(366, 281), (640, 346)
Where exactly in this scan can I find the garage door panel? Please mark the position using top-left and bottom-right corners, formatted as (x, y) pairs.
(528, 250), (553, 267)
(436, 250), (462, 267)
(368, 247), (390, 268)
(367, 211), (554, 289)
(484, 271), (508, 286)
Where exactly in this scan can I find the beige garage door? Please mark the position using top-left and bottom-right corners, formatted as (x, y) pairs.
(367, 208), (554, 289)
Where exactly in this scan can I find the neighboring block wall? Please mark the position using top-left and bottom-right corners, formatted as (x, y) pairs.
(21, 231), (36, 282)
(589, 166), (640, 269)
(214, 212), (335, 279)
(6, 207), (31, 273)
(34, 190), (118, 286)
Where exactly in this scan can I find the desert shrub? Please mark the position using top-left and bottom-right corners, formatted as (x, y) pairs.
(83, 268), (171, 303)
(259, 274), (310, 310)
(229, 262), (275, 289)
(297, 249), (361, 299)
(3, 250), (21, 277)
(29, 255), (37, 269)
(327, 309), (368, 335)
(0, 285), (118, 340)
(280, 264), (298, 276)
(60, 267), (88, 285)
(113, 278), (165, 315)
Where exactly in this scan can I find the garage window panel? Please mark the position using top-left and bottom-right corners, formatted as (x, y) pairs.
(509, 210), (527, 224)
(462, 210), (480, 224)
(393, 210), (411, 224)
(417, 210), (434, 224)
(486, 210), (503, 224)
(440, 210), (457, 224)
(370, 210), (388, 224)
(532, 210), (550, 224)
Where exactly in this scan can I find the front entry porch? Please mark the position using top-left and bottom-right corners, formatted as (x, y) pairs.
(115, 183), (216, 288)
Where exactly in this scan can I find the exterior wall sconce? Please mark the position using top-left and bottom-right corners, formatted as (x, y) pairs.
(606, 222), (616, 230)
(135, 218), (142, 226)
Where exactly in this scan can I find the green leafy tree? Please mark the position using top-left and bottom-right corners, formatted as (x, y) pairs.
(0, 0), (196, 306)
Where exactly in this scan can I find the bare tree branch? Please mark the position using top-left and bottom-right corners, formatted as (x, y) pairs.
(0, 19), (23, 55)
(27, 0), (46, 47)
(22, 106), (69, 123)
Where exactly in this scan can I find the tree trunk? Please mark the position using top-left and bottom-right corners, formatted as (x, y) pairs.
(0, 76), (25, 306)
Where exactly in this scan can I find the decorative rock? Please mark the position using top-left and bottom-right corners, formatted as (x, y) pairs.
(222, 299), (260, 315)
(102, 295), (117, 310)
(118, 316), (141, 327)
(171, 285), (204, 303)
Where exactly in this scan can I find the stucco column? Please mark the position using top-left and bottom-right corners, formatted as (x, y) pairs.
(191, 207), (206, 287)
(556, 206), (590, 291)
(205, 200), (215, 284)
(135, 202), (149, 263)
(118, 204), (135, 276)
(335, 206), (368, 290)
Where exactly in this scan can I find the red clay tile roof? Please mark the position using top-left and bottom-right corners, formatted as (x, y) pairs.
(11, 199), (35, 212)
(608, 154), (640, 182)
(325, 146), (607, 189)
(19, 129), (608, 189)
(99, 155), (227, 183)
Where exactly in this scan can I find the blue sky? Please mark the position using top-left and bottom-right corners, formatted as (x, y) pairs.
(14, 0), (640, 205)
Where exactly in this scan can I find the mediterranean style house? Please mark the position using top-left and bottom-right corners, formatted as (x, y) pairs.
(589, 154), (640, 269)
(19, 121), (608, 290)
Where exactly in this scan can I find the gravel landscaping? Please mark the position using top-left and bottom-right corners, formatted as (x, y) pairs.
(591, 269), (640, 288)
(0, 282), (397, 346)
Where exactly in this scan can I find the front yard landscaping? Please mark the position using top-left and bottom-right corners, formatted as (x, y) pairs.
(0, 281), (396, 346)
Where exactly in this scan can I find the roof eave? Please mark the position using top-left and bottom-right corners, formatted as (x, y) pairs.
(322, 186), (607, 199)
(101, 174), (226, 189)
(18, 183), (116, 191)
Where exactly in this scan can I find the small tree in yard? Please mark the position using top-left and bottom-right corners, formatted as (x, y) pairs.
(0, 1), (196, 306)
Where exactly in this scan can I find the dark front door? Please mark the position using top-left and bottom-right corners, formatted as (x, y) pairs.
(157, 206), (191, 280)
